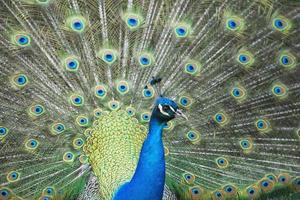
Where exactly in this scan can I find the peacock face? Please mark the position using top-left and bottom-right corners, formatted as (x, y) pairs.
(152, 97), (187, 122)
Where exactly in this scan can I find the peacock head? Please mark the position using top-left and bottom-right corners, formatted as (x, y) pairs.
(151, 97), (187, 123)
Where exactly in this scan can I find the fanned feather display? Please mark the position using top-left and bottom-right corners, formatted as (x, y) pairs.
(0, 0), (300, 199)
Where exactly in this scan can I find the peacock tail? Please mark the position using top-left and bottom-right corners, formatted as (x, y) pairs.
(0, 0), (300, 200)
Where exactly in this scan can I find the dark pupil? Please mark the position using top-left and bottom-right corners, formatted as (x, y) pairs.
(142, 58), (148, 63)
(18, 77), (24, 83)
(1, 191), (7, 196)
(229, 20), (236, 28)
(276, 20), (283, 27)
(69, 61), (75, 67)
(106, 54), (112, 59)
(74, 22), (81, 28)
(163, 105), (169, 111)
(178, 28), (185, 34)
(19, 37), (26, 43)
(129, 18), (137, 25)
(282, 57), (289, 64)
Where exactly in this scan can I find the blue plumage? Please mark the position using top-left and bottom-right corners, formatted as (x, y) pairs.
(114, 97), (182, 200)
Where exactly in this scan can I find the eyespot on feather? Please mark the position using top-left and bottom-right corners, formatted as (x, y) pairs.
(50, 122), (66, 135)
(182, 172), (195, 185)
(108, 100), (120, 111)
(259, 178), (274, 192)
(174, 22), (192, 38)
(12, 32), (31, 47)
(95, 85), (108, 100)
(73, 137), (85, 149)
(189, 186), (203, 200)
(255, 119), (271, 133)
(123, 12), (144, 29)
(216, 157), (229, 169)
(7, 171), (20, 182)
(0, 187), (12, 199)
(67, 15), (87, 33)
(271, 15), (291, 34)
(116, 80), (129, 95)
(63, 152), (75, 163)
(11, 73), (29, 89)
(70, 94), (84, 106)
(214, 112), (229, 126)
(0, 126), (9, 139)
(98, 49), (118, 64)
(186, 130), (201, 144)
(212, 190), (225, 200)
(76, 115), (89, 127)
(25, 139), (39, 150)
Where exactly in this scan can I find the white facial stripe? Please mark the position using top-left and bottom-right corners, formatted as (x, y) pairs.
(169, 106), (176, 113)
(158, 104), (170, 116)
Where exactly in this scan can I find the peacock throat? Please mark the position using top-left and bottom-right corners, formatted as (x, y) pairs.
(83, 110), (147, 199)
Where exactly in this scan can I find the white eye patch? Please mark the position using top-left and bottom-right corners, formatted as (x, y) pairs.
(158, 104), (170, 116)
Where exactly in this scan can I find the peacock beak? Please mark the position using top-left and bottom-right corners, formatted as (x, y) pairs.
(175, 109), (188, 120)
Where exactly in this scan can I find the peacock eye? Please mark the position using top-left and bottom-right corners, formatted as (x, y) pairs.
(162, 105), (170, 111)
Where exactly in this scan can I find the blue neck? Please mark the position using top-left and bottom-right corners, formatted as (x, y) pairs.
(113, 117), (166, 200)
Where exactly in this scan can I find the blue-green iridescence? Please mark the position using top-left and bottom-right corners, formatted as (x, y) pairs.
(0, 127), (8, 138)
(26, 139), (39, 150)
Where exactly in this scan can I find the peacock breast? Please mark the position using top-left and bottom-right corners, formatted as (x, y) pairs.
(83, 110), (146, 199)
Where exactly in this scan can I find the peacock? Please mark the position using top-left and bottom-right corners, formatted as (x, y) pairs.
(0, 0), (300, 199)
